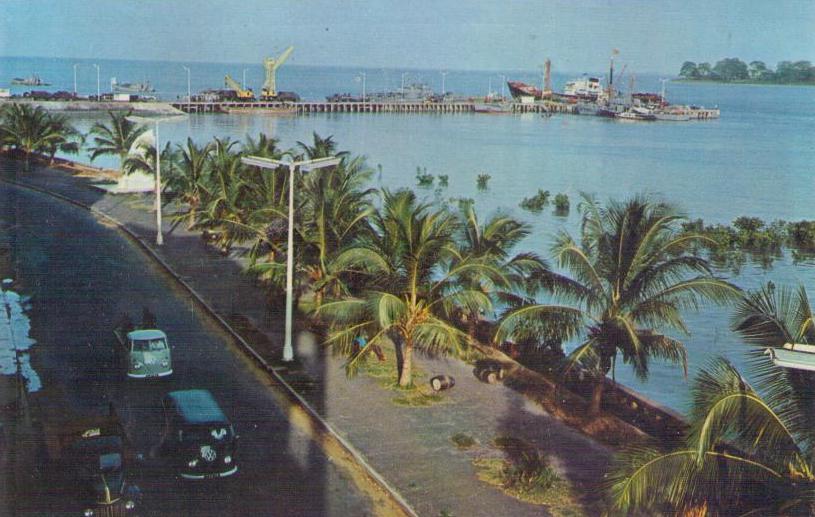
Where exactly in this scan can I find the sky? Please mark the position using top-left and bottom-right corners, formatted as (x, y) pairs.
(1, 0), (814, 74)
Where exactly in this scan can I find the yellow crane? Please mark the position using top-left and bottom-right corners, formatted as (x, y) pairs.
(260, 46), (294, 100)
(224, 74), (255, 100)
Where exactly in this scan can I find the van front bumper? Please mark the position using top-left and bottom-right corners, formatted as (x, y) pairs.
(180, 465), (238, 479)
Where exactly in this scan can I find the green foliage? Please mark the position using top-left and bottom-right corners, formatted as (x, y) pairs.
(519, 189), (550, 212)
(497, 194), (740, 414)
(679, 57), (815, 84)
(437, 174), (449, 187)
(416, 166), (434, 186)
(476, 173), (491, 190)
(451, 433), (477, 449)
(553, 193), (569, 213)
(502, 450), (559, 493)
(0, 103), (82, 170)
(88, 110), (148, 170)
(610, 283), (815, 515)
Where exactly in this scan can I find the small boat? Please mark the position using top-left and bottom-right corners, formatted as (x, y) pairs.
(765, 343), (815, 372)
(11, 74), (50, 86)
(617, 107), (657, 121)
(654, 108), (692, 121)
(473, 101), (513, 114)
(111, 77), (154, 93)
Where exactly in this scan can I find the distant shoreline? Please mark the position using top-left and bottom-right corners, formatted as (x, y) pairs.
(673, 78), (815, 87)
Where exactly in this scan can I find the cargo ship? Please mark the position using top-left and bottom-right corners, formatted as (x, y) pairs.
(111, 77), (154, 93)
(11, 74), (49, 86)
(507, 81), (544, 100)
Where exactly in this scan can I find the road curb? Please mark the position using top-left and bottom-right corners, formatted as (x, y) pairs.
(0, 175), (418, 517)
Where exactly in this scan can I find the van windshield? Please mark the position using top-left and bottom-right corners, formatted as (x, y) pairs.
(132, 338), (167, 352)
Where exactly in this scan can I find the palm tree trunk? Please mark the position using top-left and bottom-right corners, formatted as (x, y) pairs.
(398, 340), (413, 388)
(589, 380), (604, 416)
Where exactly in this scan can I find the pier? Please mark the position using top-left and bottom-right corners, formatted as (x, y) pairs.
(170, 100), (578, 115)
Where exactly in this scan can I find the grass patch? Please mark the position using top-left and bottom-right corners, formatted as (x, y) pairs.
(473, 457), (583, 516)
(392, 387), (444, 407)
(355, 345), (446, 407)
(472, 436), (585, 516)
(451, 432), (477, 449)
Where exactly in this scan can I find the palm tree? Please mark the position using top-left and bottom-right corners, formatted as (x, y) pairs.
(317, 189), (509, 387)
(164, 138), (213, 227)
(43, 113), (83, 164)
(194, 137), (252, 251)
(610, 358), (815, 515)
(296, 132), (348, 160)
(453, 203), (546, 339)
(0, 103), (76, 170)
(298, 155), (376, 305)
(495, 194), (739, 415)
(609, 284), (815, 515)
(88, 110), (148, 171)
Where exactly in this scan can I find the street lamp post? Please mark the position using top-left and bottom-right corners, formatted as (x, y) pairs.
(441, 71), (448, 96)
(182, 66), (191, 110)
(73, 64), (78, 95)
(127, 115), (187, 246)
(359, 72), (366, 102)
(240, 155), (340, 362)
(92, 63), (100, 100)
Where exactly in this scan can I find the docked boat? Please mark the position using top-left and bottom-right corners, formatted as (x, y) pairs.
(654, 107), (692, 121)
(617, 107), (657, 121)
(11, 74), (49, 86)
(564, 76), (603, 99)
(473, 101), (513, 114)
(507, 81), (544, 100)
(111, 77), (154, 93)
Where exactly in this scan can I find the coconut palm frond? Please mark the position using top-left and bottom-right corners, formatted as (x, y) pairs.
(609, 446), (787, 515)
(731, 283), (803, 347)
(687, 359), (802, 468)
(413, 317), (468, 357)
(493, 304), (583, 345)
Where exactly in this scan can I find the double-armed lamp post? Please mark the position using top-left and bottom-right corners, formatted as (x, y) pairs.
(240, 155), (340, 362)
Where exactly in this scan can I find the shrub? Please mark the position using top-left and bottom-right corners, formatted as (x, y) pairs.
(477, 173), (491, 190)
(416, 166), (434, 186)
(520, 189), (550, 212)
(553, 193), (569, 215)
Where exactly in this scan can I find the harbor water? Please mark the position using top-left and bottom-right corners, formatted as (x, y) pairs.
(3, 55), (815, 414)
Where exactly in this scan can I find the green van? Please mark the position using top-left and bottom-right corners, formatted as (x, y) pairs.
(114, 329), (173, 379)
(159, 390), (238, 479)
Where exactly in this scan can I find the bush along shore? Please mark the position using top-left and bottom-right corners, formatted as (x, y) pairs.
(6, 105), (815, 515)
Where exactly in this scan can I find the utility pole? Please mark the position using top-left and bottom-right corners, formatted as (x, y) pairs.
(93, 63), (100, 100)
(182, 66), (191, 110)
(441, 71), (448, 96)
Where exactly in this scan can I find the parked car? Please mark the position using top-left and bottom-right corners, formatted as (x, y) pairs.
(113, 327), (173, 379)
(43, 405), (141, 516)
(158, 390), (238, 479)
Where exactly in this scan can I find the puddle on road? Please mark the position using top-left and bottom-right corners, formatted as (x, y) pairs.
(1, 278), (42, 392)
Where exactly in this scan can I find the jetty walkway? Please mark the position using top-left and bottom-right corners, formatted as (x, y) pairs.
(171, 99), (576, 115)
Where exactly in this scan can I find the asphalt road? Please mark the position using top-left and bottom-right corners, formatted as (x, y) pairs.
(0, 182), (371, 516)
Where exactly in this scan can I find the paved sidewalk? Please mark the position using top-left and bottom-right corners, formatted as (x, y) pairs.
(1, 160), (613, 516)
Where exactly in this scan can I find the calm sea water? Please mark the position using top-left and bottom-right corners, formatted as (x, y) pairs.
(4, 55), (815, 414)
